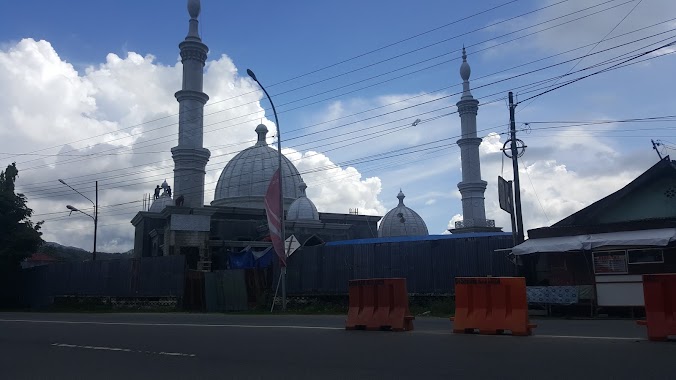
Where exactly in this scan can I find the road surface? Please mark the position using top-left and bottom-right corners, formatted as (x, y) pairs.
(0, 312), (674, 379)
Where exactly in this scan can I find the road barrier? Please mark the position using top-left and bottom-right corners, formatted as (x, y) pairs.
(451, 277), (536, 336)
(345, 278), (414, 331)
(637, 273), (676, 341)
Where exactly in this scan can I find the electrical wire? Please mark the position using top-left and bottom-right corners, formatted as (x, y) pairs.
(5, 0), (632, 168)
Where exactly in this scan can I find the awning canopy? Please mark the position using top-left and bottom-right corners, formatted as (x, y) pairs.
(512, 228), (676, 256)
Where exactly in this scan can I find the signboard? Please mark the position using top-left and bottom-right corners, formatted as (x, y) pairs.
(498, 176), (513, 214)
(592, 251), (628, 274)
(285, 235), (301, 257)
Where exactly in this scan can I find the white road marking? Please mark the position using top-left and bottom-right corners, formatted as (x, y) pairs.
(0, 319), (342, 330)
(3, 319), (646, 341)
(417, 331), (645, 340)
(51, 343), (196, 357)
(535, 334), (645, 341)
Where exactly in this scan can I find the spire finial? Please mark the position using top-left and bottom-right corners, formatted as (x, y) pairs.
(186, 0), (201, 40)
(299, 182), (308, 196)
(188, 0), (201, 19)
(397, 189), (405, 206)
(255, 124), (268, 146)
(459, 46), (472, 99)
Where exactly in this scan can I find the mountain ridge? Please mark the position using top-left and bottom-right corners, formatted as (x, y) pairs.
(37, 242), (133, 261)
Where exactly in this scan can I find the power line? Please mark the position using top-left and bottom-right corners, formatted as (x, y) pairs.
(20, 42), (676, 201)
(517, 40), (676, 103)
(0, 0), (551, 164)
(19, 21), (674, 179)
(5, 0), (629, 167)
(264, 0), (522, 88)
(15, 27), (676, 203)
(519, 0), (644, 112)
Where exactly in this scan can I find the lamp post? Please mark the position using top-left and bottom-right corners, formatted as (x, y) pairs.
(59, 179), (98, 261)
(247, 68), (287, 310)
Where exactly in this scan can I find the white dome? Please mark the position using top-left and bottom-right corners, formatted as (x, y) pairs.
(287, 182), (320, 221)
(149, 194), (173, 213)
(378, 190), (428, 237)
(211, 124), (303, 209)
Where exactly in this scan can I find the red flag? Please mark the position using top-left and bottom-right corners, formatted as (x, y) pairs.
(264, 169), (286, 267)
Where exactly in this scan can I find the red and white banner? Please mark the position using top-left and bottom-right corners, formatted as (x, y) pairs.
(264, 168), (286, 267)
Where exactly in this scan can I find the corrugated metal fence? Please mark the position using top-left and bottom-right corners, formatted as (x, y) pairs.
(21, 255), (186, 308)
(205, 270), (249, 312)
(285, 234), (516, 295)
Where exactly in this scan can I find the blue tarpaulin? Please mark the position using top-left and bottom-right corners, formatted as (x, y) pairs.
(253, 247), (275, 268)
(229, 246), (275, 269)
(229, 249), (255, 269)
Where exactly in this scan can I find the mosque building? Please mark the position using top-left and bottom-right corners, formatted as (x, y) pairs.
(131, 0), (379, 269)
(131, 0), (501, 269)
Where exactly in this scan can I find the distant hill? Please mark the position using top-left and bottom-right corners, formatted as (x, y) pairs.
(37, 242), (133, 261)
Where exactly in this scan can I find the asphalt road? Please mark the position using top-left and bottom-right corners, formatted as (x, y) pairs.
(1, 312), (675, 380)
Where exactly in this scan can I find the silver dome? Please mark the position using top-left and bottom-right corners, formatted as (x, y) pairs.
(377, 190), (428, 237)
(149, 194), (173, 213)
(287, 182), (320, 221)
(211, 124), (303, 209)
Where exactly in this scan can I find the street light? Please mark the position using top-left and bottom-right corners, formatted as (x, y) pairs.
(59, 179), (98, 261)
(247, 68), (287, 310)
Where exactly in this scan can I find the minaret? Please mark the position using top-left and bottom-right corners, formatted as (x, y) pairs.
(454, 47), (490, 231)
(171, 0), (210, 208)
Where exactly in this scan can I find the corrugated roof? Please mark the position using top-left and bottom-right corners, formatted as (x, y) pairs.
(326, 232), (512, 246)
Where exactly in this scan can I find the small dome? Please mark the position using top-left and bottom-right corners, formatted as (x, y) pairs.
(287, 182), (320, 221)
(377, 190), (428, 237)
(149, 193), (173, 213)
(212, 124), (303, 209)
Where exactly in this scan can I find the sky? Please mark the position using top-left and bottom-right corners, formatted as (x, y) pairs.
(0, 0), (675, 252)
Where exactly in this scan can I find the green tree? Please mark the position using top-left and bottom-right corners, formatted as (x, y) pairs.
(0, 163), (44, 273)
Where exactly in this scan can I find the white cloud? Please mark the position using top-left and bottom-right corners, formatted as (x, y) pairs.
(284, 148), (386, 216)
(480, 132), (651, 237)
(443, 214), (464, 234)
(527, 0), (676, 56)
(0, 39), (385, 252)
(3, 13), (672, 253)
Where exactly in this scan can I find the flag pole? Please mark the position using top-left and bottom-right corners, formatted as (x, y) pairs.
(271, 269), (282, 313)
(248, 68), (287, 311)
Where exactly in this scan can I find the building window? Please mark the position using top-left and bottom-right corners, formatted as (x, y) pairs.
(592, 250), (628, 274)
(627, 249), (664, 264)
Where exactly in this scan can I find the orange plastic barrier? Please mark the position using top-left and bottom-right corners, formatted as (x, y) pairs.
(637, 273), (676, 341)
(451, 277), (536, 336)
(346, 278), (414, 331)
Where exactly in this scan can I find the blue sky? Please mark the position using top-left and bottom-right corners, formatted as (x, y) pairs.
(1, 0), (675, 252)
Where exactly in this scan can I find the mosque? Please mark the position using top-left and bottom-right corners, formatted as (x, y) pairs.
(131, 0), (501, 270)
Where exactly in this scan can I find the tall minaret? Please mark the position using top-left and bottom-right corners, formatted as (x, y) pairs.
(455, 47), (489, 230)
(171, 0), (210, 208)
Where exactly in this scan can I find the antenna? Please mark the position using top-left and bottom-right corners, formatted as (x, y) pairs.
(652, 139), (663, 160)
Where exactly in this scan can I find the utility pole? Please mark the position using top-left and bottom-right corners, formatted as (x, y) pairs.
(508, 92), (525, 244)
(652, 139), (663, 160)
(93, 180), (98, 262)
